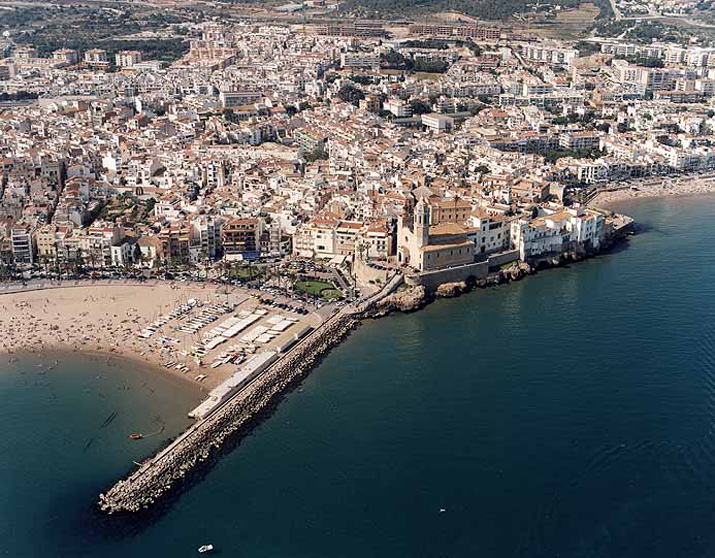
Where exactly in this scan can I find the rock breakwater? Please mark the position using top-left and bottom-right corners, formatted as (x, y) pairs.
(99, 314), (358, 514)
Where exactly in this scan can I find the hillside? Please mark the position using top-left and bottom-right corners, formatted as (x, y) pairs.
(337, 0), (612, 22)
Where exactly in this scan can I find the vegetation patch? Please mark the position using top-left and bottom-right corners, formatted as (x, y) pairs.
(338, 0), (612, 22)
(7, 5), (190, 63)
(294, 280), (343, 299)
(230, 264), (262, 281)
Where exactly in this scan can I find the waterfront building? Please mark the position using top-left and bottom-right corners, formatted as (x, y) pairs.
(10, 225), (35, 264)
(159, 224), (192, 265)
(397, 197), (474, 272)
(222, 218), (261, 261)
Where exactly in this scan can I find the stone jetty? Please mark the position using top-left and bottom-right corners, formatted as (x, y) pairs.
(99, 313), (358, 514)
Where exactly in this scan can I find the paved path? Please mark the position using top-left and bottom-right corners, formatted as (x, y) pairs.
(0, 279), (166, 295)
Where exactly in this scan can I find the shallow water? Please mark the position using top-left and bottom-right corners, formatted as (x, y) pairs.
(2, 195), (715, 557)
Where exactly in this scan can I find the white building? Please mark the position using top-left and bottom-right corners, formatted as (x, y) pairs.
(522, 44), (578, 67)
(115, 50), (142, 68)
(385, 99), (413, 118)
(468, 211), (511, 255)
(84, 49), (109, 69)
(340, 52), (380, 69)
(421, 113), (454, 133)
(111, 240), (135, 267)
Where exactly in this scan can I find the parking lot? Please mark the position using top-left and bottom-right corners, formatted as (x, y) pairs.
(142, 286), (329, 388)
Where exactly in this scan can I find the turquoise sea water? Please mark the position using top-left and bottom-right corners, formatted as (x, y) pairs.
(2, 195), (715, 557)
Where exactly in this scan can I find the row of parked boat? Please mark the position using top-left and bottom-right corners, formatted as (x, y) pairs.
(175, 302), (236, 334)
(137, 299), (200, 339)
(163, 361), (190, 374)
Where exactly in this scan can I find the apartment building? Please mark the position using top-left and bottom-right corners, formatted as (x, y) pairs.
(422, 113), (454, 133)
(222, 218), (261, 261)
(52, 49), (79, 67)
(384, 99), (413, 118)
(84, 49), (109, 69)
(522, 44), (578, 67)
(115, 50), (142, 68)
(312, 21), (386, 38)
(340, 52), (380, 70)
(559, 131), (600, 151)
(10, 225), (35, 264)
(0, 62), (15, 81)
(468, 210), (510, 255)
(220, 90), (262, 109)
(407, 23), (501, 41)
(159, 224), (192, 264)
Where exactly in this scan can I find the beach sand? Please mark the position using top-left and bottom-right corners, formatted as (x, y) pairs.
(0, 283), (226, 390)
(591, 175), (715, 207)
(0, 281), (324, 392)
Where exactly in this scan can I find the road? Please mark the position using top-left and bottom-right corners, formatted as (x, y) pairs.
(608, 0), (623, 21)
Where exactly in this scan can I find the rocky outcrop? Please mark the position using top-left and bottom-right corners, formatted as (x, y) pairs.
(435, 281), (468, 298)
(503, 261), (534, 281)
(365, 285), (428, 317)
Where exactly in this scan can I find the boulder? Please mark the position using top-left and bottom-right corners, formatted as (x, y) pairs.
(369, 285), (428, 316)
(436, 281), (467, 298)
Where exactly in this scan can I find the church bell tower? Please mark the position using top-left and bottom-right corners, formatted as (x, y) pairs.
(414, 198), (430, 248)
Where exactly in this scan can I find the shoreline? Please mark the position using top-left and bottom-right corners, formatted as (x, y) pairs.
(96, 222), (635, 514)
(0, 280), (326, 398)
(2, 340), (205, 395)
(0, 346), (205, 396)
(589, 175), (715, 207)
(0, 283), (238, 391)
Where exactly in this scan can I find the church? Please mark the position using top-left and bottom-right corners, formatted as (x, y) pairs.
(397, 194), (475, 272)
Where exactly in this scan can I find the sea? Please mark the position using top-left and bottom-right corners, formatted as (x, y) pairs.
(2, 195), (715, 558)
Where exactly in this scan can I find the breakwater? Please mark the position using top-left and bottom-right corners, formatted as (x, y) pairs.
(99, 312), (358, 514)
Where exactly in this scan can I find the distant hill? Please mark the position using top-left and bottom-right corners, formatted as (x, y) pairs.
(337, 0), (612, 22)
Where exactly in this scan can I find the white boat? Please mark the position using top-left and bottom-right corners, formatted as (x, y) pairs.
(198, 544), (214, 553)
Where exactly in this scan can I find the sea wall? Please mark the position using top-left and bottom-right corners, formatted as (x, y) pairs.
(403, 250), (519, 292)
(486, 249), (520, 268)
(99, 313), (358, 514)
(405, 260), (489, 291)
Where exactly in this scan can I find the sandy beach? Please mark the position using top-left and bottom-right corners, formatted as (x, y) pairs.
(0, 281), (324, 391)
(591, 174), (715, 207)
(0, 283), (224, 387)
